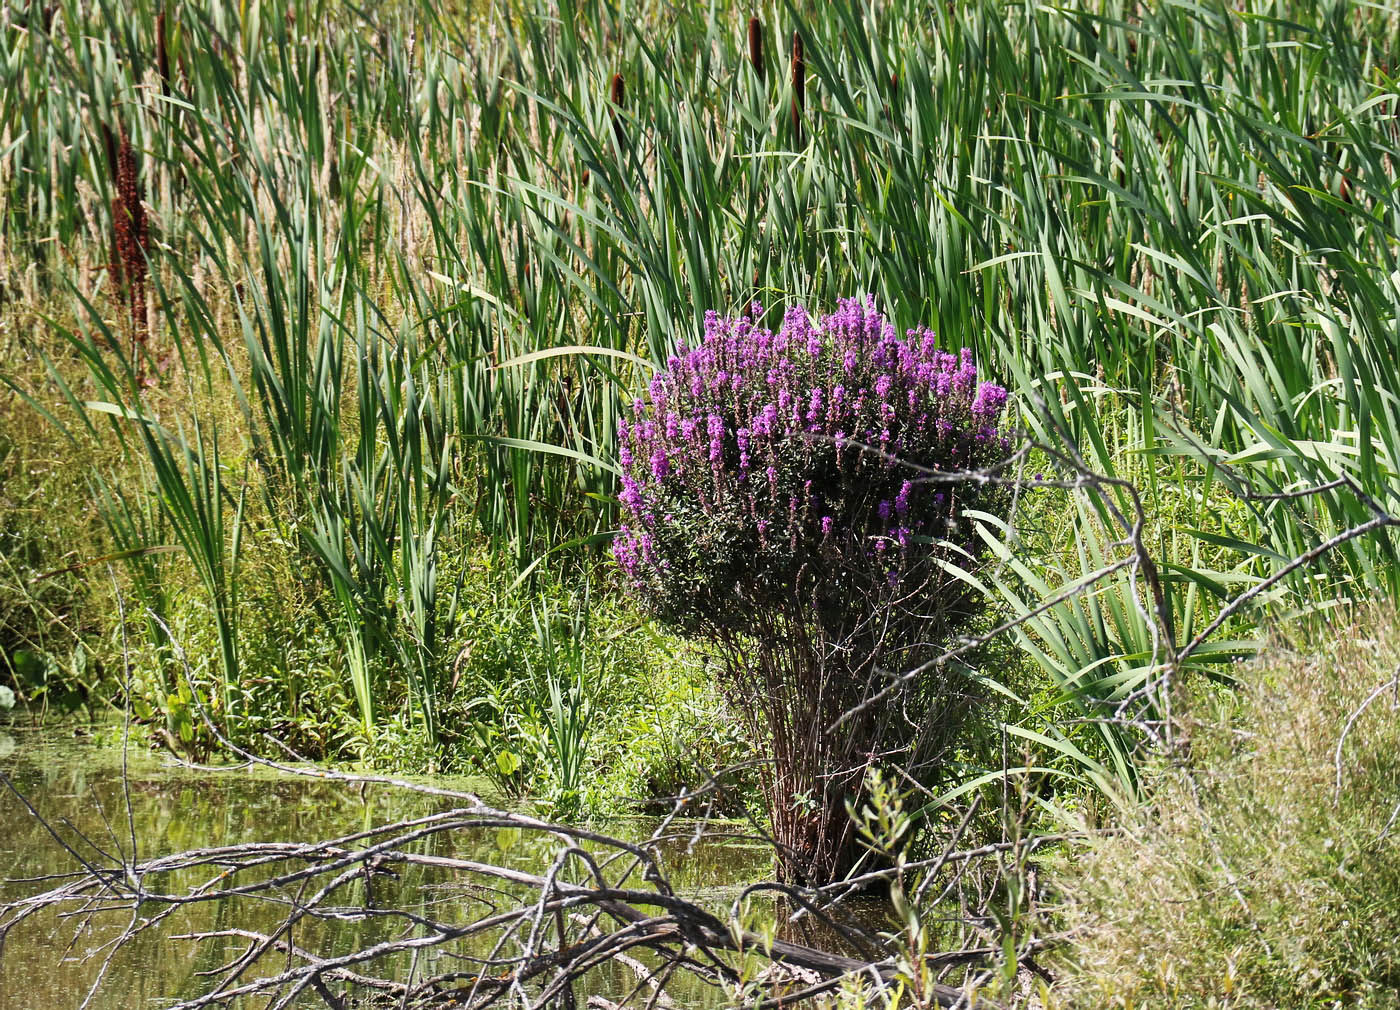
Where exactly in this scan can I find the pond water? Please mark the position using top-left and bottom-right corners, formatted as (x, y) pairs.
(0, 723), (791, 1009)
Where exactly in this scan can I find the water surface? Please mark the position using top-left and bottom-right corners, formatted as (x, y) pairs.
(0, 724), (778, 1009)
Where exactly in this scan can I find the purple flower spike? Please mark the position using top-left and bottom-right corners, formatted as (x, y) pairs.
(895, 481), (913, 516)
(650, 449), (671, 481)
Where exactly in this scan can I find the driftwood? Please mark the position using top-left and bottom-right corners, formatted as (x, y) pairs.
(0, 743), (1045, 1010)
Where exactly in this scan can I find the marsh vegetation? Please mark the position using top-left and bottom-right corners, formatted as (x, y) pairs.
(3, 0), (1400, 1006)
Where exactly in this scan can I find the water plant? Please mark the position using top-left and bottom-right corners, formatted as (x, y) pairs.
(533, 595), (591, 818)
(613, 297), (1013, 882)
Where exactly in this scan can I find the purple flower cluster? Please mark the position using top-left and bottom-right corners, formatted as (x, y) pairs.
(612, 297), (1012, 630)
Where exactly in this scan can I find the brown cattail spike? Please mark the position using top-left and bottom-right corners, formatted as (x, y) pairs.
(156, 12), (172, 98)
(100, 124), (119, 182)
(748, 17), (764, 81)
(610, 72), (626, 147)
(790, 31), (804, 141)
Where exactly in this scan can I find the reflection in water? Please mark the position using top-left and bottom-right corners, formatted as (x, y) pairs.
(0, 726), (782, 1009)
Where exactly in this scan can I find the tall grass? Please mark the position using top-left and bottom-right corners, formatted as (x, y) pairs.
(533, 592), (591, 817)
(3, 0), (1399, 774)
(1049, 607), (1400, 1008)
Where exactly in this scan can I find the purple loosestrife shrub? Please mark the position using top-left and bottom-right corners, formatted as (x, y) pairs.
(613, 298), (1013, 884)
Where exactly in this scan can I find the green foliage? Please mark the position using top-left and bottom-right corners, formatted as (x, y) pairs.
(0, 415), (114, 713)
(2, 0), (1400, 830)
(534, 601), (590, 818)
(441, 560), (742, 813)
(4, 4), (1400, 1001)
(977, 408), (1265, 807)
(591, 646), (756, 817)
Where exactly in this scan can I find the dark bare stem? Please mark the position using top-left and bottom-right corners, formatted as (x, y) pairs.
(790, 31), (804, 142)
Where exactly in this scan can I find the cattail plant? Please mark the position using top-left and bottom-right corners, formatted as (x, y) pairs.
(156, 11), (172, 98)
(747, 16), (764, 81)
(609, 72), (625, 148)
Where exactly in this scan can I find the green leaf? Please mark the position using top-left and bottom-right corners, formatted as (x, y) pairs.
(11, 651), (46, 688)
(493, 344), (655, 373)
(495, 749), (522, 777)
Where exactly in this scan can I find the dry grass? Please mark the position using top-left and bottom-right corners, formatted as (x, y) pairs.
(1045, 608), (1400, 1009)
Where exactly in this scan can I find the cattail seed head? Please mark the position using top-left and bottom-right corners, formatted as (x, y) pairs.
(748, 17), (764, 81)
(156, 12), (172, 97)
(100, 124), (119, 181)
(610, 72), (626, 147)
